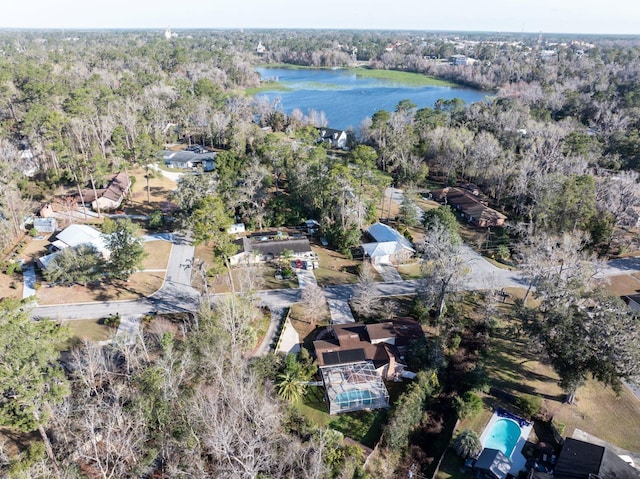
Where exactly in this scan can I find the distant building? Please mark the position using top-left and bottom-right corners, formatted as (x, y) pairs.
(318, 128), (351, 150)
(256, 41), (266, 54)
(161, 149), (216, 171)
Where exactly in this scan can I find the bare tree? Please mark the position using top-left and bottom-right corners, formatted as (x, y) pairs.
(300, 283), (327, 326)
(419, 219), (469, 320)
(351, 264), (380, 318)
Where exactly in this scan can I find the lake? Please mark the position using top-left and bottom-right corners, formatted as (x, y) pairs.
(254, 67), (488, 130)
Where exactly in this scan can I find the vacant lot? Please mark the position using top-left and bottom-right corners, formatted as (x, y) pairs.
(61, 318), (114, 342)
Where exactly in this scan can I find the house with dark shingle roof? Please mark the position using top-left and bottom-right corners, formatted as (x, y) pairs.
(229, 235), (314, 265)
(313, 318), (423, 380)
(77, 172), (131, 211)
(430, 187), (507, 227)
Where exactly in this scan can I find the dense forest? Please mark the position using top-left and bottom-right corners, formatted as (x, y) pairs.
(1, 29), (640, 478)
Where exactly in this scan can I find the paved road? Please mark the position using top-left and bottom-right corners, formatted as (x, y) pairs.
(32, 234), (199, 321)
(594, 256), (640, 278)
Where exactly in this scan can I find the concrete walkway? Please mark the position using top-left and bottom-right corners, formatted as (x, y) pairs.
(327, 297), (357, 324)
(113, 314), (142, 346)
(276, 316), (301, 355)
(22, 263), (37, 300)
(373, 262), (403, 282)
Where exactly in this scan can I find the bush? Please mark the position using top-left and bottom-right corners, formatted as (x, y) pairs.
(516, 394), (542, 419)
(148, 209), (164, 229)
(453, 391), (483, 419)
(448, 334), (462, 351)
(454, 429), (482, 459)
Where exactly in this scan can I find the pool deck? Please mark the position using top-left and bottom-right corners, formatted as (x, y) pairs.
(479, 410), (533, 476)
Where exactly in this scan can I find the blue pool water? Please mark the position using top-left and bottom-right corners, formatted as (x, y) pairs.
(483, 418), (521, 458)
(335, 389), (375, 406)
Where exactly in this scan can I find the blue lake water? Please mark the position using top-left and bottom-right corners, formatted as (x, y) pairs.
(255, 67), (488, 130)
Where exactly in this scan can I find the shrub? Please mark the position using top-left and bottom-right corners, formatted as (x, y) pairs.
(516, 394), (542, 419)
(453, 391), (483, 419)
(148, 209), (164, 229)
(449, 334), (462, 351)
(453, 429), (482, 459)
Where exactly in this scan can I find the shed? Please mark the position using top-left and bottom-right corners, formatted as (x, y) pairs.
(33, 217), (58, 234)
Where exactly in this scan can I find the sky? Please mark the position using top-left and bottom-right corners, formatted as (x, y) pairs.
(2, 0), (639, 35)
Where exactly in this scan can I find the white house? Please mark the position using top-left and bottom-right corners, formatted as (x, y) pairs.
(362, 222), (415, 265)
(318, 128), (349, 149)
(38, 224), (109, 270)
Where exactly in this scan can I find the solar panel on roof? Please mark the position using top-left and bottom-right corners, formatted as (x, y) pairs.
(323, 348), (366, 365)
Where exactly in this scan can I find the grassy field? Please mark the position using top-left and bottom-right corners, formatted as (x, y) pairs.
(483, 310), (640, 452)
(354, 68), (459, 87)
(244, 81), (292, 95)
(61, 318), (114, 342)
(311, 245), (364, 286)
(397, 261), (423, 280)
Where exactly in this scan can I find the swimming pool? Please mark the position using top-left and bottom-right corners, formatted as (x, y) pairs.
(482, 418), (522, 458)
(335, 389), (375, 407)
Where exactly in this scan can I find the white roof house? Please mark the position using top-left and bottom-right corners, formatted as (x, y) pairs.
(38, 224), (109, 270)
(362, 222), (414, 265)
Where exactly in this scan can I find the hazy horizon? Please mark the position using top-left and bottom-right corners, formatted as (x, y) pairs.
(2, 0), (638, 36)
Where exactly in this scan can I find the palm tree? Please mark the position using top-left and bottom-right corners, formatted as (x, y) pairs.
(276, 369), (307, 403)
(453, 429), (482, 459)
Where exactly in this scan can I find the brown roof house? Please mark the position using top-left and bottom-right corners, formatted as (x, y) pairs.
(430, 187), (507, 227)
(77, 172), (131, 211)
(313, 318), (424, 414)
(229, 233), (315, 266)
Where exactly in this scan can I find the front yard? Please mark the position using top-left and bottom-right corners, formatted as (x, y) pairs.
(27, 238), (171, 305)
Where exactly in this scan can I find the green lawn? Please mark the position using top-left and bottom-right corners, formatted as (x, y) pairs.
(352, 68), (459, 87)
(61, 319), (114, 343)
(397, 262), (423, 280)
(296, 386), (388, 448)
(483, 311), (640, 451)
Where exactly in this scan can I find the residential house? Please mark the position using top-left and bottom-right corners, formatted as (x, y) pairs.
(37, 224), (109, 270)
(318, 128), (350, 149)
(313, 318), (423, 379)
(430, 187), (507, 227)
(161, 149), (216, 171)
(623, 294), (640, 312)
(552, 438), (640, 479)
(229, 233), (314, 266)
(313, 318), (424, 414)
(77, 172), (131, 211)
(362, 222), (415, 265)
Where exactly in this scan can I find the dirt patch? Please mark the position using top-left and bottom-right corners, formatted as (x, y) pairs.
(124, 166), (177, 216)
(0, 272), (22, 301)
(598, 274), (640, 296)
(36, 271), (165, 305)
